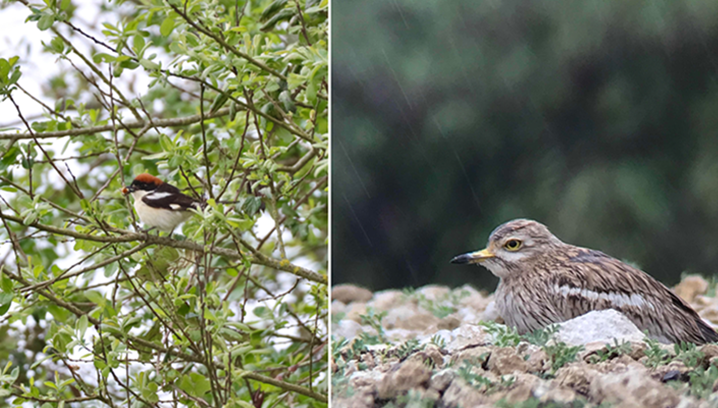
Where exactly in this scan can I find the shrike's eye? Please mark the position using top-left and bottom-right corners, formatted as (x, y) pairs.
(504, 239), (522, 251)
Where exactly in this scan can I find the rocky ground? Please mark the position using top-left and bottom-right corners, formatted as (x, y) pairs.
(331, 276), (718, 407)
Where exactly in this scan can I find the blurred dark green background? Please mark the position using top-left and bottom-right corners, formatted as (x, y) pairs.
(332, 0), (718, 291)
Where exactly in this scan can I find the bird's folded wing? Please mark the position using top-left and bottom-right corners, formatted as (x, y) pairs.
(547, 248), (716, 343)
(548, 248), (683, 313)
(142, 192), (199, 211)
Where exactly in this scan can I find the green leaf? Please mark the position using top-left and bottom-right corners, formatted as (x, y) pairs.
(260, 9), (295, 32)
(85, 290), (106, 306)
(160, 16), (175, 37)
(37, 14), (54, 31)
(241, 196), (263, 216)
(0, 59), (9, 79)
(219, 328), (244, 341)
(229, 217), (254, 231)
(159, 134), (174, 151)
(133, 34), (145, 53)
(203, 309), (216, 321)
(279, 90), (296, 113)
(139, 58), (159, 70)
(180, 373), (211, 398)
(77, 315), (88, 338)
(260, 0), (288, 22)
(142, 152), (168, 160)
(9, 367), (18, 382)
(0, 274), (12, 293)
(253, 306), (273, 319)
(22, 210), (38, 225)
(209, 91), (230, 114)
(92, 53), (116, 63)
(0, 292), (12, 316)
(8, 68), (21, 86)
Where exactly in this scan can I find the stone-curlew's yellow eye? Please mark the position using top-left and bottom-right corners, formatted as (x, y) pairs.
(504, 239), (522, 251)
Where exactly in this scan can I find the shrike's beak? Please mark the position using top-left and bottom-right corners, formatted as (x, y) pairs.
(122, 186), (133, 195)
(450, 247), (495, 264)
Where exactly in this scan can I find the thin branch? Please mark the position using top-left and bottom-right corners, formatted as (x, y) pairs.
(20, 242), (149, 293)
(4, 265), (326, 402)
(8, 94), (85, 198)
(165, 1), (326, 100)
(0, 107), (233, 140)
(199, 84), (214, 200)
(0, 211), (326, 284)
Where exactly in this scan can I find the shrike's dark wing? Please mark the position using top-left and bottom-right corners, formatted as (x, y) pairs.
(142, 184), (201, 211)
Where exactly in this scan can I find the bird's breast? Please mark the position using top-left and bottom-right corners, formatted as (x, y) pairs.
(494, 278), (564, 334)
(133, 199), (191, 232)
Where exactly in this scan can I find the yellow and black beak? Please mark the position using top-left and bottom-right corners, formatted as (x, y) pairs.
(450, 247), (495, 264)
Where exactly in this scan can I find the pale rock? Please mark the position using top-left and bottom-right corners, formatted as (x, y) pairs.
(365, 343), (389, 354)
(429, 369), (456, 393)
(455, 306), (481, 324)
(501, 372), (538, 402)
(628, 341), (648, 360)
(701, 343), (718, 360)
(451, 345), (492, 367)
(651, 360), (690, 382)
(437, 316), (461, 331)
(376, 359), (432, 399)
(674, 275), (709, 303)
(590, 365), (680, 407)
(412, 388), (441, 404)
(579, 341), (614, 362)
(694, 295), (714, 307)
(350, 368), (385, 383)
(517, 342), (547, 372)
(344, 302), (368, 323)
(343, 360), (358, 377)
(532, 379), (580, 403)
(424, 315), (465, 334)
(360, 352), (376, 370)
(371, 290), (405, 311)
(422, 344), (445, 367)
(331, 299), (346, 314)
(488, 347), (528, 375)
(554, 364), (598, 396)
(384, 328), (416, 342)
(331, 387), (375, 408)
(332, 284), (374, 304)
(441, 377), (491, 408)
(555, 309), (646, 346)
(405, 345), (445, 369)
(579, 341), (645, 363)
(614, 354), (639, 367)
(481, 300), (502, 322)
(455, 284), (490, 310)
(419, 329), (452, 347)
(334, 371), (382, 408)
(699, 307), (718, 325)
(590, 354), (644, 376)
(446, 323), (491, 352)
(384, 304), (440, 330)
(417, 284), (451, 301)
(332, 319), (364, 340)
(443, 371), (546, 407)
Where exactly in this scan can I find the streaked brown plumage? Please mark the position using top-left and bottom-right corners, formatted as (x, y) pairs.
(451, 219), (717, 344)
